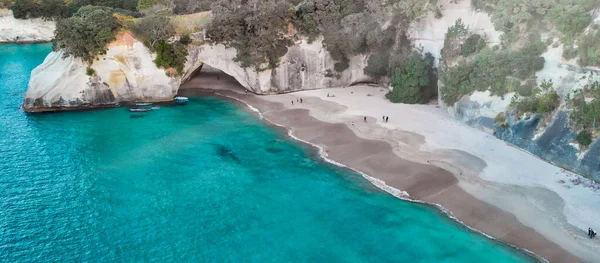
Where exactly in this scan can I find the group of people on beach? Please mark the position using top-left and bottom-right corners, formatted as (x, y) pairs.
(291, 98), (303, 105)
(382, 116), (389, 123)
(589, 228), (597, 239)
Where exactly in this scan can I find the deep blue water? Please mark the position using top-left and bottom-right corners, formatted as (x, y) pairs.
(0, 44), (536, 262)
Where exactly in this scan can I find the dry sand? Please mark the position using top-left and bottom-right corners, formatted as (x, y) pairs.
(181, 70), (600, 262)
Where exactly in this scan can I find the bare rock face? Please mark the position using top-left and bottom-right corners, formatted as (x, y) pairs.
(24, 33), (372, 111)
(183, 37), (371, 94)
(23, 33), (179, 112)
(0, 9), (55, 43)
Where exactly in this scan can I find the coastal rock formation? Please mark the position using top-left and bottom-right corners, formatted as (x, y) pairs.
(24, 33), (371, 111)
(0, 9), (55, 43)
(24, 33), (178, 111)
(184, 37), (371, 94)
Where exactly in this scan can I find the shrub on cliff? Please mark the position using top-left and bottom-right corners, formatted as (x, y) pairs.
(440, 39), (546, 106)
(386, 52), (436, 104)
(577, 30), (600, 67)
(53, 6), (121, 63)
(11, 0), (137, 19)
(460, 34), (486, 57)
(133, 14), (175, 50)
(571, 82), (600, 133)
(513, 80), (559, 116)
(154, 41), (188, 75)
(206, 0), (294, 69)
(364, 52), (390, 78)
(576, 131), (593, 148)
(11, 0), (69, 19)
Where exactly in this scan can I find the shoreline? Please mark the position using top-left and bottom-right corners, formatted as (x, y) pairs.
(179, 69), (600, 262)
(180, 87), (576, 262)
(180, 69), (600, 262)
(0, 40), (52, 44)
(197, 89), (548, 262)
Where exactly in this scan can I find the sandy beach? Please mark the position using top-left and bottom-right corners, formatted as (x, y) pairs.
(181, 70), (600, 262)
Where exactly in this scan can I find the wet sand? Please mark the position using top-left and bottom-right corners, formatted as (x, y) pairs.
(179, 70), (590, 262)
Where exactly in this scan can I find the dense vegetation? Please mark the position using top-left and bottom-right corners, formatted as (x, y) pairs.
(440, 38), (546, 105)
(512, 80), (560, 116)
(133, 13), (188, 74)
(575, 28), (600, 67)
(472, 0), (596, 40)
(576, 131), (593, 148)
(53, 6), (125, 63)
(385, 52), (436, 104)
(571, 81), (600, 137)
(205, 0), (402, 71)
(11, 0), (138, 19)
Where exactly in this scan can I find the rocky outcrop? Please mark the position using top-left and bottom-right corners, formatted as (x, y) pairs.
(0, 9), (55, 43)
(23, 33), (179, 111)
(24, 33), (372, 111)
(184, 37), (371, 94)
(408, 0), (501, 67)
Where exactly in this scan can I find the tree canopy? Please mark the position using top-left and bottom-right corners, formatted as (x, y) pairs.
(53, 6), (122, 62)
(386, 53), (436, 104)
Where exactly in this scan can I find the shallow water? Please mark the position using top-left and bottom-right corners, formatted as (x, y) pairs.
(0, 44), (536, 262)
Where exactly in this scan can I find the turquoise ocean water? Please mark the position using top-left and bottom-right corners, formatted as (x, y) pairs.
(0, 44), (536, 262)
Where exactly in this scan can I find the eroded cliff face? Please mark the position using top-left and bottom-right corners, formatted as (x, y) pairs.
(183, 37), (371, 94)
(23, 33), (179, 111)
(419, 1), (600, 179)
(0, 9), (55, 43)
(24, 33), (372, 111)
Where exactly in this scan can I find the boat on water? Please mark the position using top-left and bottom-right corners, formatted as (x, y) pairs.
(135, 102), (153, 107)
(129, 108), (152, 112)
(174, 96), (189, 105)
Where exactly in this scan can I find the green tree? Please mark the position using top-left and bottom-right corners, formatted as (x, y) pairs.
(364, 52), (390, 78)
(133, 14), (175, 50)
(576, 130), (593, 147)
(154, 41), (188, 75)
(460, 34), (486, 57)
(53, 6), (121, 62)
(386, 53), (435, 104)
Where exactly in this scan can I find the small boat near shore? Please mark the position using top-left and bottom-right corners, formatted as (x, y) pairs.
(174, 96), (189, 105)
(129, 108), (152, 112)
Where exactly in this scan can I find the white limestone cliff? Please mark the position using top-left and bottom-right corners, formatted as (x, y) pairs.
(23, 33), (178, 111)
(0, 9), (55, 43)
(184, 37), (371, 94)
(24, 33), (372, 111)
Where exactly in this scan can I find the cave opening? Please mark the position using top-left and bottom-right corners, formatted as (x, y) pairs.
(178, 64), (247, 96)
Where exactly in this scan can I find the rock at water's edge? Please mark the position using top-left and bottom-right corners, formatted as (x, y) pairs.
(24, 34), (373, 112)
(23, 33), (178, 111)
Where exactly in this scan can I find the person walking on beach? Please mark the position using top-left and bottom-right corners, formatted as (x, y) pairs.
(351, 121), (354, 127)
(291, 100), (294, 105)
(364, 116), (367, 122)
(300, 98), (303, 103)
(382, 115), (385, 122)
(385, 116), (389, 123)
